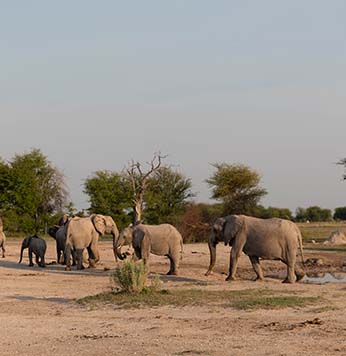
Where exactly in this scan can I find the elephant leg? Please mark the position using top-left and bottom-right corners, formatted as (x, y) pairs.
(134, 247), (142, 260)
(87, 246), (97, 268)
(249, 256), (264, 281)
(28, 248), (34, 267)
(64, 245), (72, 271)
(282, 255), (296, 283)
(71, 250), (77, 266)
(166, 255), (176, 275)
(167, 251), (179, 275)
(56, 242), (60, 263)
(75, 248), (85, 270)
(226, 242), (245, 281)
(87, 240), (99, 268)
(140, 248), (150, 269)
(40, 254), (46, 267)
(295, 264), (306, 281)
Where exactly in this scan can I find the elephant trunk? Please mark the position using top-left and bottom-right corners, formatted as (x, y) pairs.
(205, 232), (217, 276)
(115, 237), (126, 260)
(19, 245), (25, 264)
(116, 246), (126, 260)
(112, 227), (119, 262)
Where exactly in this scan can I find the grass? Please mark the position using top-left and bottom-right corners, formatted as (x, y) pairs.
(304, 244), (346, 253)
(298, 221), (346, 243)
(77, 288), (318, 310)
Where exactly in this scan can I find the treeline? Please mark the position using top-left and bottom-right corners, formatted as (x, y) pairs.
(0, 149), (345, 242)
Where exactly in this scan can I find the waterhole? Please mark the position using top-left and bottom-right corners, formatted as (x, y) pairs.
(302, 272), (346, 283)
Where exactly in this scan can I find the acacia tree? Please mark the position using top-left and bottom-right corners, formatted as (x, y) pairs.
(126, 153), (165, 223)
(206, 163), (267, 215)
(84, 154), (194, 226)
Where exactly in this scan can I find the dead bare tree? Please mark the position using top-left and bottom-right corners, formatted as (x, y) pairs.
(126, 153), (166, 223)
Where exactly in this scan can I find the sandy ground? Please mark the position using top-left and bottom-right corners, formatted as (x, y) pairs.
(1, 239), (346, 356)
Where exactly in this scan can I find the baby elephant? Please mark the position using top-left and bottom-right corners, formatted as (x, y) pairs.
(19, 235), (47, 267)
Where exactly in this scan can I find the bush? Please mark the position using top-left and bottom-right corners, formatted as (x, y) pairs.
(334, 207), (346, 221)
(177, 202), (222, 243)
(111, 261), (149, 294)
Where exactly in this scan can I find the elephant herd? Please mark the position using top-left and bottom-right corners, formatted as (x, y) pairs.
(0, 214), (307, 283)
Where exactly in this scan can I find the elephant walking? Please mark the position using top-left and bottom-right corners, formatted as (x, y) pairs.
(65, 214), (119, 270)
(19, 235), (47, 267)
(206, 215), (305, 283)
(116, 224), (184, 275)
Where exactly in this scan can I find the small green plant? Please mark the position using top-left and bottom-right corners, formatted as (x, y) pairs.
(111, 260), (149, 294)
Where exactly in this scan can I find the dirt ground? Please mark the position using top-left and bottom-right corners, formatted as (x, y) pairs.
(1, 239), (346, 356)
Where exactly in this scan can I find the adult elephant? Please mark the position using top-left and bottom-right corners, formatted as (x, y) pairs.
(115, 223), (183, 275)
(65, 214), (119, 271)
(205, 215), (305, 283)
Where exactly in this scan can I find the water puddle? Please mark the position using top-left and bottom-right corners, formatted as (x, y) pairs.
(303, 273), (346, 284)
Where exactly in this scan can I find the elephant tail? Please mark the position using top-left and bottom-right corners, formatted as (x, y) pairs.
(297, 229), (305, 269)
(180, 237), (184, 260)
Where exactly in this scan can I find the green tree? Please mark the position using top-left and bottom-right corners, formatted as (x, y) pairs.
(334, 207), (346, 220)
(84, 165), (194, 226)
(254, 205), (293, 220)
(296, 206), (332, 222)
(1, 149), (68, 233)
(206, 163), (267, 215)
(145, 167), (194, 224)
(84, 170), (133, 228)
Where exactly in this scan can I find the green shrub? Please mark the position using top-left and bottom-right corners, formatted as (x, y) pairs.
(111, 261), (149, 294)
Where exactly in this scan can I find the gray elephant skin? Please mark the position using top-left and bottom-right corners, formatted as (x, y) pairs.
(48, 222), (70, 264)
(0, 218), (6, 258)
(65, 214), (119, 270)
(206, 215), (305, 283)
(116, 224), (184, 275)
(19, 235), (47, 267)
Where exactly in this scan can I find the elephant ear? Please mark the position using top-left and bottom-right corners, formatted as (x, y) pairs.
(224, 215), (244, 246)
(92, 214), (106, 235)
(213, 217), (226, 234)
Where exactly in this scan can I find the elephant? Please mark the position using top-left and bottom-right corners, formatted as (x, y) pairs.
(48, 215), (72, 264)
(19, 235), (47, 267)
(115, 223), (184, 275)
(64, 214), (119, 270)
(205, 215), (305, 283)
(48, 224), (70, 264)
(0, 218), (6, 258)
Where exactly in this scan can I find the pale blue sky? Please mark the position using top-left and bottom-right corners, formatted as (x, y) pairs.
(1, 1), (346, 212)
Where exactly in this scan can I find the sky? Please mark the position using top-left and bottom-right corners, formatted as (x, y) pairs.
(1, 1), (346, 212)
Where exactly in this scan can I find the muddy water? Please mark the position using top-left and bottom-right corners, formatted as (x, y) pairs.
(303, 272), (346, 283)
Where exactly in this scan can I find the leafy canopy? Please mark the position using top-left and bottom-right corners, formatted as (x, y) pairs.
(0, 149), (67, 233)
(206, 163), (267, 215)
(84, 166), (193, 227)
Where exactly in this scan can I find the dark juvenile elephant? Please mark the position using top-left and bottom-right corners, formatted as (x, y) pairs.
(205, 215), (305, 283)
(48, 225), (68, 264)
(19, 235), (47, 267)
